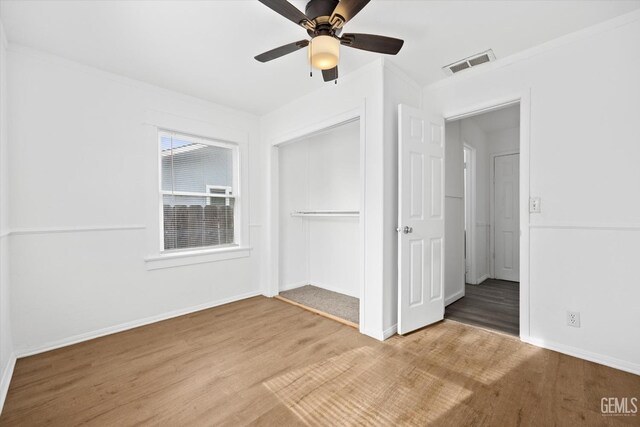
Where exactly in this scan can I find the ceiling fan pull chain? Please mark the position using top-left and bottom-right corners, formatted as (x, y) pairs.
(309, 38), (313, 77)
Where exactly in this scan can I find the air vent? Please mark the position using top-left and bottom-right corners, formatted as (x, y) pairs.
(442, 49), (496, 76)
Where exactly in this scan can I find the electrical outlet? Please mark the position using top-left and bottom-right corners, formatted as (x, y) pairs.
(529, 197), (541, 213)
(567, 311), (581, 328)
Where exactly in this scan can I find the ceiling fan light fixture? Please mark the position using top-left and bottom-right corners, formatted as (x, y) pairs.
(309, 35), (339, 70)
(256, 0), (403, 82)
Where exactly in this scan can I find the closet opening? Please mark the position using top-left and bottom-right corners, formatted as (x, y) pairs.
(274, 119), (362, 328)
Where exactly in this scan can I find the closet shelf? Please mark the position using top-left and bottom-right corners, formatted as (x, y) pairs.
(291, 210), (360, 218)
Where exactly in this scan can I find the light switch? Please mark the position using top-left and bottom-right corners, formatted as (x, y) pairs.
(529, 197), (541, 213)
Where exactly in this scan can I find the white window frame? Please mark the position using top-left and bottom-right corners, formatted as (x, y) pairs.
(143, 110), (251, 270)
(205, 185), (233, 206)
(158, 130), (241, 253)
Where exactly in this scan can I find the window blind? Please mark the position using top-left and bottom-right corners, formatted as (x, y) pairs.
(160, 133), (236, 250)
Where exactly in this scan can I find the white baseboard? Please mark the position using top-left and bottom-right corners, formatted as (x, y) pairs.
(16, 290), (262, 358)
(362, 324), (397, 341)
(0, 353), (16, 415)
(308, 281), (359, 298)
(278, 281), (308, 292)
(477, 274), (489, 284)
(383, 324), (397, 340)
(523, 336), (640, 376)
(445, 290), (464, 306)
(361, 328), (383, 341)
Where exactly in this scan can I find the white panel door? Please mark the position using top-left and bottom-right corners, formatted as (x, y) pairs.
(494, 154), (520, 281)
(398, 105), (445, 335)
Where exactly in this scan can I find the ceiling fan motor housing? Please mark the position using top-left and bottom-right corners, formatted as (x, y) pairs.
(305, 0), (339, 21)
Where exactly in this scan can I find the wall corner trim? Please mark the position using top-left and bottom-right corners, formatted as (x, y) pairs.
(476, 274), (490, 284)
(0, 353), (17, 415)
(362, 324), (398, 341)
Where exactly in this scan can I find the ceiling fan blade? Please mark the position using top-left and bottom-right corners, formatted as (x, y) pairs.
(322, 66), (338, 82)
(330, 0), (370, 27)
(340, 33), (404, 55)
(258, 0), (314, 29)
(255, 40), (309, 63)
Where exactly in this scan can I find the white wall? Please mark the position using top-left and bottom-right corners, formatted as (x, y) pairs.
(487, 126), (519, 155)
(7, 46), (263, 354)
(278, 121), (360, 297)
(278, 141), (309, 290)
(443, 121), (464, 304)
(0, 18), (15, 408)
(462, 118), (491, 283)
(444, 117), (494, 301)
(424, 11), (640, 373)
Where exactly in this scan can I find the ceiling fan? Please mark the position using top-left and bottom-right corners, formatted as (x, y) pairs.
(255, 0), (404, 83)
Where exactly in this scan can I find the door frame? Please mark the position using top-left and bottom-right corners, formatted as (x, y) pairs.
(463, 143), (477, 285)
(489, 150), (520, 280)
(443, 91), (531, 340)
(267, 106), (367, 330)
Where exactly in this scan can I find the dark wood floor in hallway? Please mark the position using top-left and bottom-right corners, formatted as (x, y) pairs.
(445, 279), (519, 335)
(2, 296), (638, 426)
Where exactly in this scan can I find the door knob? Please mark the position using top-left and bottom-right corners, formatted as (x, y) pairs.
(396, 226), (413, 234)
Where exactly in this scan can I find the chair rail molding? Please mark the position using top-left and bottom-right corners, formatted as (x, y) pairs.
(6, 225), (147, 237)
(529, 222), (640, 231)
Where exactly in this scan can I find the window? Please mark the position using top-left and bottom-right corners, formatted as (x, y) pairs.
(206, 185), (232, 206)
(160, 131), (239, 251)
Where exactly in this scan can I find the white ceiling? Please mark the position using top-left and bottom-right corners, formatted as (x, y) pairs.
(471, 104), (520, 134)
(1, 1), (639, 114)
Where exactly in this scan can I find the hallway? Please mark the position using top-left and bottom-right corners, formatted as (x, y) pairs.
(445, 279), (519, 336)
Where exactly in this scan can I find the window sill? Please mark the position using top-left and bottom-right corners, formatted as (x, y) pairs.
(145, 246), (252, 270)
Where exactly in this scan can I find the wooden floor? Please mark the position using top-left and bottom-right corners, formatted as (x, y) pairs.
(445, 279), (519, 336)
(2, 297), (638, 426)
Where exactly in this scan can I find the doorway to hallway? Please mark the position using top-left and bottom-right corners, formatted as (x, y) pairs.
(444, 104), (521, 336)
